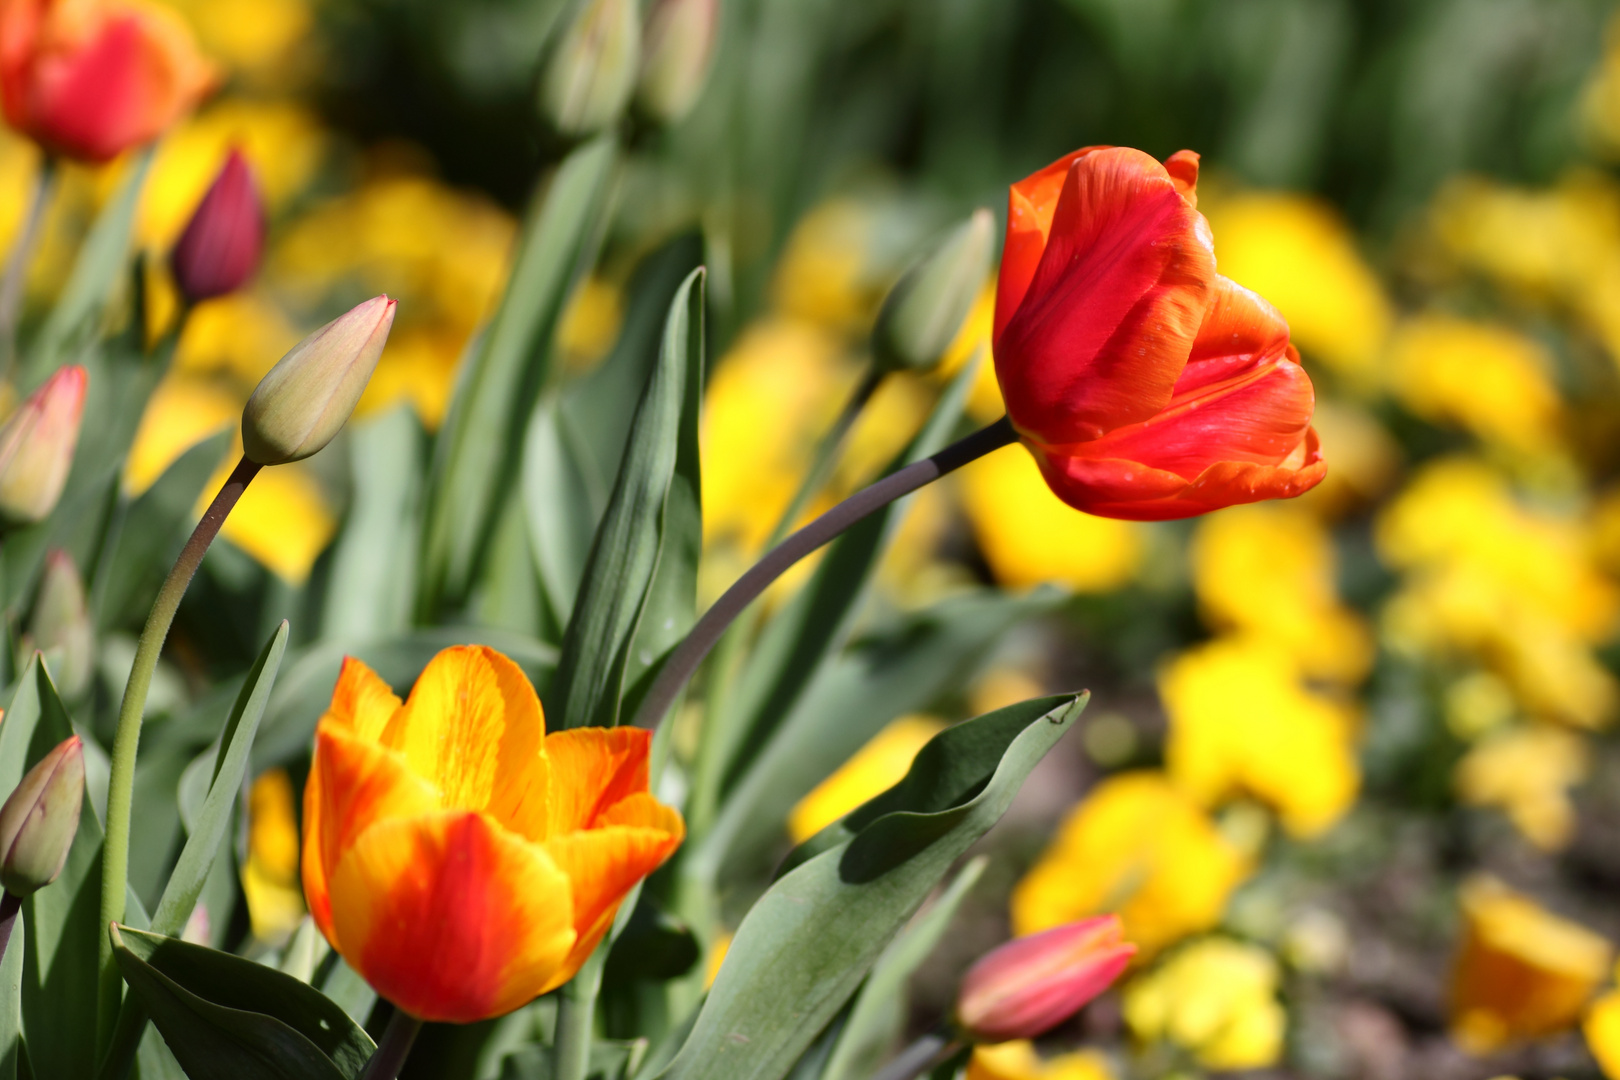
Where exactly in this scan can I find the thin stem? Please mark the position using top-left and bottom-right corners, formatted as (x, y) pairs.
(552, 948), (606, 1080)
(0, 891), (20, 969)
(359, 1009), (423, 1080)
(0, 156), (56, 379)
(871, 1032), (960, 1080)
(767, 367), (882, 549)
(629, 416), (1015, 733)
(95, 455), (262, 1051)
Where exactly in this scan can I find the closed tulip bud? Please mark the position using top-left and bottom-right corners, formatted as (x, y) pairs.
(540, 0), (641, 135)
(31, 550), (91, 699)
(241, 296), (396, 466)
(956, 915), (1136, 1043)
(0, 735), (84, 896)
(873, 209), (995, 374)
(0, 365), (87, 523)
(171, 148), (266, 303)
(636, 0), (718, 124)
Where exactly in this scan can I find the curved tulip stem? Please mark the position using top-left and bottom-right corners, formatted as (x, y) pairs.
(360, 1010), (423, 1080)
(629, 415), (1017, 733)
(0, 156), (56, 379)
(871, 1031), (960, 1080)
(552, 948), (607, 1080)
(95, 455), (262, 1051)
(766, 366), (883, 550)
(0, 891), (20, 969)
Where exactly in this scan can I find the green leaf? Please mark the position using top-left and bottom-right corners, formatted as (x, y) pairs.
(0, 903), (24, 1080)
(548, 268), (705, 730)
(111, 926), (374, 1080)
(322, 406), (423, 645)
(658, 695), (1086, 1080)
(419, 135), (618, 617)
(316, 959), (375, 1030)
(820, 858), (985, 1080)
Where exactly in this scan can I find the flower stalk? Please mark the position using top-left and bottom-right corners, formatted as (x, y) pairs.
(359, 1010), (423, 1080)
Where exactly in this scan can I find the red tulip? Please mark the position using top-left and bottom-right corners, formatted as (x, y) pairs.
(955, 915), (1136, 1044)
(0, 0), (215, 163)
(171, 148), (265, 303)
(993, 147), (1324, 521)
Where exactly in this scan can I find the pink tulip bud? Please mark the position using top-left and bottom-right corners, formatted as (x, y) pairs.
(956, 915), (1136, 1043)
(0, 735), (84, 896)
(170, 148), (266, 303)
(0, 366), (88, 523)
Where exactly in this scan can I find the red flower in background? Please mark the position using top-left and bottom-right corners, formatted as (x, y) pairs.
(993, 146), (1324, 521)
(171, 147), (265, 303)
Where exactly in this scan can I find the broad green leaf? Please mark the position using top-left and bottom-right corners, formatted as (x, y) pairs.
(316, 959), (375, 1030)
(658, 695), (1086, 1080)
(548, 268), (705, 730)
(524, 398), (605, 629)
(501, 1038), (646, 1080)
(111, 926), (373, 1080)
(820, 858), (985, 1080)
(322, 407), (423, 644)
(419, 135), (617, 617)
(473, 495), (548, 636)
(0, 905), (23, 1080)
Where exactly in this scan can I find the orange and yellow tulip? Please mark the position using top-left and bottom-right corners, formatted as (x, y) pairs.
(301, 645), (684, 1023)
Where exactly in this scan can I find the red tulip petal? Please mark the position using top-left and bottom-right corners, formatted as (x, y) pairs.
(543, 726), (652, 835)
(1177, 275), (1291, 394)
(994, 146), (1103, 344)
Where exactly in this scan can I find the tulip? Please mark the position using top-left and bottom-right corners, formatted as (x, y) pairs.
(872, 209), (995, 374)
(241, 296), (395, 466)
(992, 147), (1325, 521)
(30, 548), (91, 698)
(170, 148), (266, 303)
(540, 0), (640, 135)
(302, 646), (684, 1022)
(0, 0), (215, 163)
(0, 734), (84, 896)
(636, 0), (717, 124)
(0, 364), (86, 522)
(956, 915), (1135, 1043)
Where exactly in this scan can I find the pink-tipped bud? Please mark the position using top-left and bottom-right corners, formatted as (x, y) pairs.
(170, 148), (266, 303)
(956, 915), (1136, 1043)
(0, 735), (84, 896)
(637, 0), (718, 123)
(0, 366), (88, 523)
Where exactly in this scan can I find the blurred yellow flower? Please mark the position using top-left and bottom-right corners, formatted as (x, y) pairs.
(834, 371), (932, 495)
(175, 291), (303, 387)
(1450, 877), (1611, 1054)
(1122, 937), (1286, 1070)
(1192, 504), (1372, 684)
(1455, 725), (1590, 851)
(1206, 192), (1391, 384)
(1011, 772), (1250, 956)
(772, 198), (885, 334)
(0, 131), (41, 258)
(936, 281), (1005, 422)
(1585, 984), (1620, 1079)
(165, 0), (313, 79)
(958, 445), (1142, 593)
(1387, 316), (1562, 454)
(220, 461), (336, 584)
(966, 1041), (1113, 1080)
(788, 716), (944, 843)
(1159, 637), (1360, 837)
(241, 768), (306, 943)
(1296, 400), (1401, 519)
(123, 375), (239, 495)
(704, 931), (732, 990)
(557, 275), (625, 372)
(1586, 18), (1620, 157)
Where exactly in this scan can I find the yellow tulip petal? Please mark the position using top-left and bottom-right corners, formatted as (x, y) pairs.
(323, 656), (402, 743)
(543, 726), (652, 835)
(329, 811), (577, 1023)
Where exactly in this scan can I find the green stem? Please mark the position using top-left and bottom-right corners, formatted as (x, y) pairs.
(0, 156), (56, 380)
(552, 948), (606, 1080)
(359, 1009), (423, 1080)
(95, 455), (262, 1051)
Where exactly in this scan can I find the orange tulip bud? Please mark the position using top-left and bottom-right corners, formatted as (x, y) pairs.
(302, 646), (684, 1022)
(0, 734), (83, 896)
(956, 915), (1136, 1044)
(0, 364), (86, 522)
(171, 147), (265, 303)
(0, 0), (216, 162)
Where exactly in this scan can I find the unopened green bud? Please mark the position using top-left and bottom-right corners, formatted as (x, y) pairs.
(0, 735), (84, 896)
(872, 208), (995, 374)
(540, 0), (641, 136)
(636, 0), (718, 124)
(31, 550), (92, 699)
(242, 295), (396, 466)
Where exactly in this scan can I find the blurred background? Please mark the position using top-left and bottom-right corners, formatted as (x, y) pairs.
(20, 0), (1620, 1077)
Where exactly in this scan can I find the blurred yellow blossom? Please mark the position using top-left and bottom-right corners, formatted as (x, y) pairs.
(1297, 401), (1400, 518)
(833, 371), (931, 495)
(966, 1042), (1113, 1080)
(123, 376), (239, 495)
(1159, 637), (1360, 837)
(1450, 877), (1611, 1054)
(165, 0), (313, 79)
(0, 131), (41, 258)
(1192, 505), (1372, 684)
(1122, 937), (1286, 1070)
(936, 281), (1005, 422)
(1585, 984), (1620, 1079)
(1586, 18), (1620, 156)
(220, 461), (336, 584)
(969, 666), (1046, 718)
(788, 716), (944, 843)
(704, 931), (732, 989)
(959, 445), (1142, 593)
(175, 292), (303, 386)
(557, 275), (625, 372)
(773, 199), (885, 333)
(241, 769), (305, 943)
(1444, 670), (1518, 740)
(1455, 725), (1591, 851)
(1206, 192), (1391, 384)
(1387, 316), (1563, 454)
(1012, 772), (1250, 956)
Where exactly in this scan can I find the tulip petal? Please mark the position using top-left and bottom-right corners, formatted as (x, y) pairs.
(544, 726), (653, 835)
(330, 811), (577, 1023)
(1178, 276), (1292, 394)
(324, 657), (402, 744)
(994, 146), (1101, 345)
(380, 645), (550, 839)
(539, 795), (685, 992)
(996, 147), (1216, 444)
(302, 721), (438, 945)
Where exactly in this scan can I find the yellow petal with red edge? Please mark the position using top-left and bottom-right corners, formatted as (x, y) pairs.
(543, 726), (652, 836)
(302, 720), (440, 945)
(539, 793), (685, 992)
(329, 811), (577, 1023)
(324, 657), (402, 743)
(380, 646), (550, 839)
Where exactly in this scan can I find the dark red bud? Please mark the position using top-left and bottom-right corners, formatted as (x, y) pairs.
(170, 148), (266, 303)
